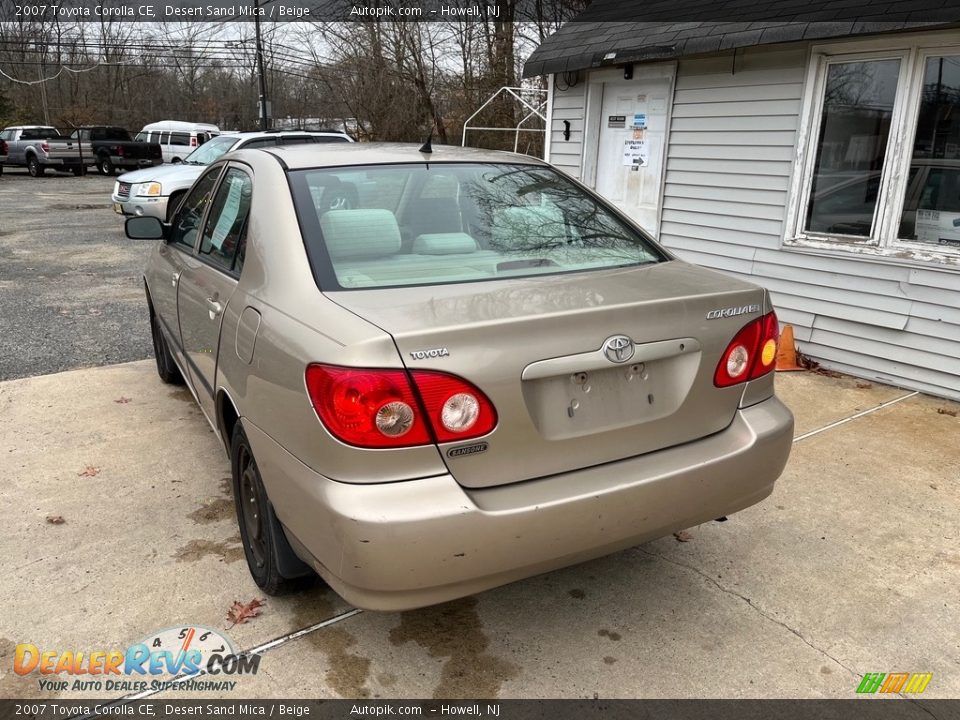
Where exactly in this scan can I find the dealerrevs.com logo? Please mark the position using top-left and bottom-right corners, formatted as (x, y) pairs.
(14, 625), (259, 693)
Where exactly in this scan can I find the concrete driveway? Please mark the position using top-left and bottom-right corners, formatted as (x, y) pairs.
(1, 362), (957, 700)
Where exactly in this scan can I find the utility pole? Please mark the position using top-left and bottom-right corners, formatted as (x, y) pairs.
(254, 0), (269, 130)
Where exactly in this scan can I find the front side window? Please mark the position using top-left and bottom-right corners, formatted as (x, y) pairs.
(169, 167), (222, 250)
(290, 163), (665, 290)
(199, 168), (253, 272)
(793, 44), (960, 262)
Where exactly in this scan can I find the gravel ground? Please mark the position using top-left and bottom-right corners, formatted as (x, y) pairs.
(0, 169), (154, 380)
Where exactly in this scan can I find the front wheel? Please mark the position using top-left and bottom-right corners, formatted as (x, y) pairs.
(27, 156), (44, 177)
(231, 422), (314, 595)
(149, 306), (184, 385)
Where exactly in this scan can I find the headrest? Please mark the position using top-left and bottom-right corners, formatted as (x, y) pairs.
(412, 233), (479, 255)
(320, 209), (401, 260)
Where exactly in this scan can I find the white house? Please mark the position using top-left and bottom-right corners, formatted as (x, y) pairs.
(524, 6), (960, 401)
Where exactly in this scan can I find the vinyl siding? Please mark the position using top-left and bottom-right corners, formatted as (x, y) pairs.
(653, 44), (960, 401)
(548, 79), (586, 179)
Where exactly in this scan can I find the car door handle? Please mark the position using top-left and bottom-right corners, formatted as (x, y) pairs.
(171, 271), (180, 287)
(206, 298), (223, 318)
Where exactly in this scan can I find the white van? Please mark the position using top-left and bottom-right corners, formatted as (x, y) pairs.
(135, 120), (220, 164)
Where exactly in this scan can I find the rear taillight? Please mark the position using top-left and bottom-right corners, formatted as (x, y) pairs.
(116, 145), (124, 157)
(305, 364), (497, 448)
(190, 137), (198, 147)
(714, 311), (779, 387)
(409, 370), (498, 443)
(40, 141), (49, 153)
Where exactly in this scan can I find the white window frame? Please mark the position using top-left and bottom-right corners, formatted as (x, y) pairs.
(785, 31), (960, 266)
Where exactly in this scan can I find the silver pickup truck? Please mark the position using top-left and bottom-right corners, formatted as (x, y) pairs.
(0, 126), (88, 177)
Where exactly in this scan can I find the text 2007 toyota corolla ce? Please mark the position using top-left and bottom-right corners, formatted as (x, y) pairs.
(128, 143), (794, 610)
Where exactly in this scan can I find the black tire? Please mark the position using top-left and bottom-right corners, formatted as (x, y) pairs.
(166, 191), (185, 222)
(97, 155), (114, 176)
(231, 422), (314, 595)
(71, 166), (84, 176)
(149, 306), (184, 385)
(27, 155), (44, 177)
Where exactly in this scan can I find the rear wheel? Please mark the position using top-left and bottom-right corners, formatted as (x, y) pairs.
(231, 422), (314, 595)
(97, 155), (114, 175)
(149, 306), (184, 385)
(27, 156), (44, 177)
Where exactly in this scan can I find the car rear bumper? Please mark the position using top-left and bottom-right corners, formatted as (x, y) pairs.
(246, 396), (794, 611)
(111, 194), (168, 219)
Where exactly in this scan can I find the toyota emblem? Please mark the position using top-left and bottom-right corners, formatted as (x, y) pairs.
(603, 335), (635, 363)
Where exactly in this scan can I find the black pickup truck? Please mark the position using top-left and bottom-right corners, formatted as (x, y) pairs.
(68, 126), (163, 176)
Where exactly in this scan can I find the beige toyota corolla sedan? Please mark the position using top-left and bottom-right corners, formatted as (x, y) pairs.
(127, 143), (794, 611)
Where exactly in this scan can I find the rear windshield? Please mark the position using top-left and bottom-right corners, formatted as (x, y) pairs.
(182, 135), (238, 165)
(289, 163), (665, 290)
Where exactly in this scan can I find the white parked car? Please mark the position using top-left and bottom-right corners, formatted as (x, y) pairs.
(112, 129), (353, 220)
(136, 120), (221, 164)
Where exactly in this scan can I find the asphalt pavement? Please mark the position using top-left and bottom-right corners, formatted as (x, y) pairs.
(0, 170), (153, 380)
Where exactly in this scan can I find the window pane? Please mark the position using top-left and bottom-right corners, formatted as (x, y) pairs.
(199, 168), (253, 271)
(805, 59), (900, 238)
(291, 163), (664, 290)
(169, 169), (220, 250)
(899, 56), (960, 247)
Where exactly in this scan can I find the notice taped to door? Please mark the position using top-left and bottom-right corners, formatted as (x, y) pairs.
(622, 139), (648, 168)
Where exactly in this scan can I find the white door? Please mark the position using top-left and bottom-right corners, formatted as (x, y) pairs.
(592, 69), (673, 236)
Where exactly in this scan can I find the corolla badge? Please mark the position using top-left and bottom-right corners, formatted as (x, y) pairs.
(602, 335), (635, 364)
(706, 304), (761, 320)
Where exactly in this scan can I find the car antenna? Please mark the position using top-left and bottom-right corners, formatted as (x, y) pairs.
(418, 131), (433, 155)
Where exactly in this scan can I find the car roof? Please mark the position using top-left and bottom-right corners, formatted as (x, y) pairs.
(261, 142), (547, 170)
(221, 129), (350, 138)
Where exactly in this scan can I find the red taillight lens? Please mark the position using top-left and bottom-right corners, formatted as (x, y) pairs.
(714, 311), (780, 388)
(190, 137), (198, 147)
(305, 365), (498, 448)
(409, 370), (498, 443)
(117, 145), (124, 157)
(305, 365), (431, 448)
(40, 141), (49, 153)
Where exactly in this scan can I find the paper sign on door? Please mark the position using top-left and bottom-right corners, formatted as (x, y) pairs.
(622, 140), (648, 168)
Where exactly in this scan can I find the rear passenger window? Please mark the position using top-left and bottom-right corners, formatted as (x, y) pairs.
(199, 168), (253, 273)
(280, 136), (314, 145)
(315, 136), (350, 143)
(160, 132), (171, 145)
(170, 132), (190, 146)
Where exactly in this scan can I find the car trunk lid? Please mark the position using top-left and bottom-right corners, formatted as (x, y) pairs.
(326, 260), (767, 489)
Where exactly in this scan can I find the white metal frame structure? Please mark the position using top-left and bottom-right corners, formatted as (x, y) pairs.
(461, 87), (548, 156)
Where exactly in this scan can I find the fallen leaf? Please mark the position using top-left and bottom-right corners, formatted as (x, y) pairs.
(937, 407), (958, 417)
(46, 515), (65, 525)
(78, 466), (100, 477)
(855, 382), (872, 389)
(674, 530), (693, 543)
(114, 397), (132, 404)
(227, 598), (264, 628)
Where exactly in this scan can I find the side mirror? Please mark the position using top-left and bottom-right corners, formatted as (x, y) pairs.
(125, 216), (166, 240)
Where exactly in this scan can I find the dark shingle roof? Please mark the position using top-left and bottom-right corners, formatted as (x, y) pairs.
(522, 0), (960, 78)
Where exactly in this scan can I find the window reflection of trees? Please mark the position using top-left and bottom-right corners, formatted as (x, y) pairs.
(461, 166), (649, 264)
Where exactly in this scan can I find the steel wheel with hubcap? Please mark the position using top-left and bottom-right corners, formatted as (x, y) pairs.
(97, 156), (114, 175)
(27, 156), (44, 177)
